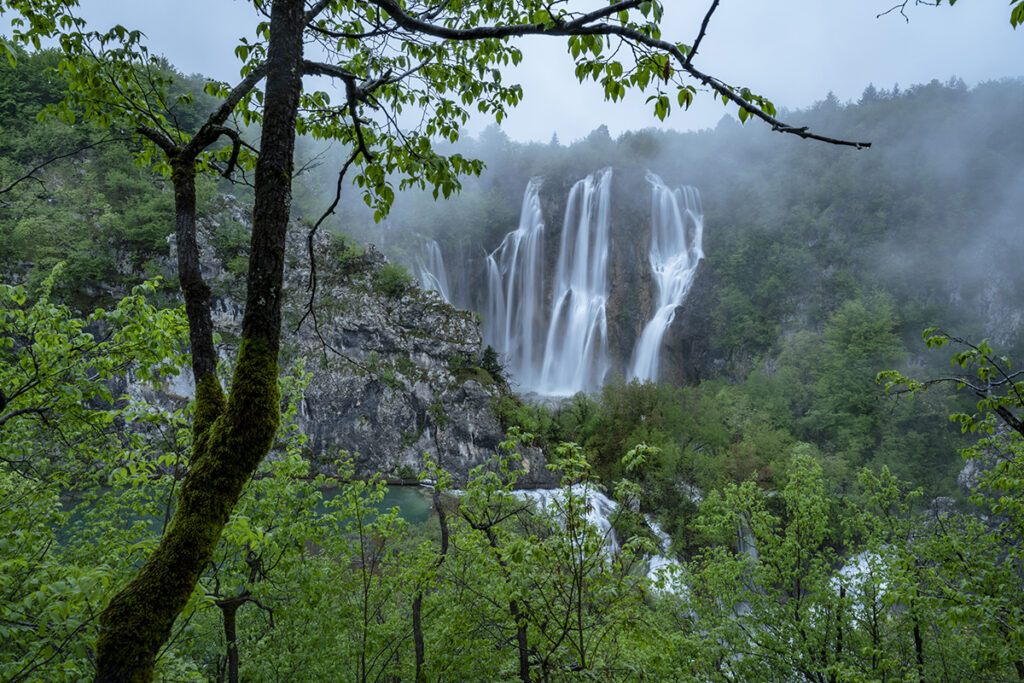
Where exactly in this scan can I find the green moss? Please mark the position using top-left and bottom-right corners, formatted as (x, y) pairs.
(95, 337), (280, 680)
(191, 372), (226, 456)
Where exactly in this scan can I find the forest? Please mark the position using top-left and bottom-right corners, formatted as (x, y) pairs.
(2, 3), (1024, 681)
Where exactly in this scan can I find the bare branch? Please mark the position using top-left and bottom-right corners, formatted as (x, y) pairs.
(687, 0), (721, 68)
(293, 149), (357, 333)
(877, 0), (941, 22)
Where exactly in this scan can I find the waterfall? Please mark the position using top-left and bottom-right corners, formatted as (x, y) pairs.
(628, 172), (704, 383)
(484, 169), (612, 396)
(416, 239), (452, 302)
(483, 178), (546, 384)
(482, 167), (696, 394)
(514, 484), (621, 551)
(513, 484), (683, 591)
(536, 167), (613, 396)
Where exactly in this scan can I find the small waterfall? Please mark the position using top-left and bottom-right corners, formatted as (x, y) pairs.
(537, 167), (613, 396)
(628, 173), (704, 383)
(416, 239), (452, 302)
(514, 484), (621, 551)
(483, 178), (545, 383)
(514, 485), (683, 591)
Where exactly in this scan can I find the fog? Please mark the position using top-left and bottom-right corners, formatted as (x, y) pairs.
(297, 75), (1024, 362)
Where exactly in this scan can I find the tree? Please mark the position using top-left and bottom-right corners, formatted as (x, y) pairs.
(0, 0), (880, 679)
(874, 331), (1024, 679)
(0, 270), (189, 681)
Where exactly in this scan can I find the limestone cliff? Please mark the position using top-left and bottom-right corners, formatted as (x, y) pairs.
(170, 196), (552, 486)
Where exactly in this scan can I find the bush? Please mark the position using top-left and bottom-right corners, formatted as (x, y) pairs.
(373, 262), (413, 298)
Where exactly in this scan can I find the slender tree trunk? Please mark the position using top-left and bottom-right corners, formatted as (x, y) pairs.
(911, 601), (925, 683)
(217, 596), (245, 683)
(413, 489), (449, 682)
(170, 157), (218, 382)
(510, 598), (532, 683)
(93, 2), (305, 680)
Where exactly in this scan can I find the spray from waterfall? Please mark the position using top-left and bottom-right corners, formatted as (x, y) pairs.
(628, 172), (704, 382)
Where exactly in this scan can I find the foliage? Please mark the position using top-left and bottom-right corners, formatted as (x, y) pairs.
(0, 266), (187, 478)
(0, 270), (188, 681)
(0, 48), (222, 306)
(372, 261), (414, 299)
(0, 0), (1019, 678)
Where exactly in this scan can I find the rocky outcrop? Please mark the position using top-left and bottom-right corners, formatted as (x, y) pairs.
(662, 259), (718, 384)
(168, 196), (552, 487)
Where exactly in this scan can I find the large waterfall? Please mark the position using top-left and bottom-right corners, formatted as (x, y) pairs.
(628, 173), (704, 382)
(483, 178), (546, 384)
(535, 167), (613, 396)
(482, 168), (613, 396)
(415, 168), (703, 396)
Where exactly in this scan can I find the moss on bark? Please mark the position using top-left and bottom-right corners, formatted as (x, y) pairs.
(94, 338), (279, 681)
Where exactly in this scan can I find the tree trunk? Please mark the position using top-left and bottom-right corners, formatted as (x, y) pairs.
(218, 595), (245, 683)
(93, 2), (305, 680)
(413, 489), (449, 682)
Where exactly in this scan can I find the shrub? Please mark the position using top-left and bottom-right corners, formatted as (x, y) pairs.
(373, 262), (413, 298)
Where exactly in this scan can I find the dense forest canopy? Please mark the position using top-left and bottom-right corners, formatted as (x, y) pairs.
(1, 1), (1024, 679)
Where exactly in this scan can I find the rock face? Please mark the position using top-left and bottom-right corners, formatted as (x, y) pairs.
(174, 196), (553, 487)
(957, 426), (1016, 498)
(661, 259), (717, 384)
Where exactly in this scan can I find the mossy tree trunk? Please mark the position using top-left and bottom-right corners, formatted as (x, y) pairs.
(93, 1), (305, 680)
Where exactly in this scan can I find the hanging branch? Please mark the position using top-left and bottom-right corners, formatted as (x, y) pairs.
(686, 0), (721, 68)
(364, 0), (873, 148)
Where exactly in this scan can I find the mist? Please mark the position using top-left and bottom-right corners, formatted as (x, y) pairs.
(289, 76), (1024, 376)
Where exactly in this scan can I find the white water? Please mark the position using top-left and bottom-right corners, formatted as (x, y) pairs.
(416, 239), (452, 302)
(628, 173), (704, 382)
(536, 167), (613, 396)
(514, 485), (682, 591)
(514, 484), (621, 551)
(484, 178), (546, 383)
(483, 169), (613, 396)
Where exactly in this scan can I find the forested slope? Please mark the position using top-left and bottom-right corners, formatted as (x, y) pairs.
(3, 51), (1019, 501)
(4, 45), (1024, 682)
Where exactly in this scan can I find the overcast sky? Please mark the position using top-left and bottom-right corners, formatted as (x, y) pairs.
(68, 0), (1023, 143)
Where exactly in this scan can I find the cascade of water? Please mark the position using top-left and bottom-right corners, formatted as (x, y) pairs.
(513, 484), (620, 552)
(513, 484), (683, 591)
(483, 178), (546, 383)
(536, 167), (613, 396)
(416, 239), (452, 302)
(628, 172), (704, 382)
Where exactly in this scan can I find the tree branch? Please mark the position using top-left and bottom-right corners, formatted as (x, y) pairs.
(136, 125), (180, 156)
(362, 0), (872, 148)
(0, 134), (129, 200)
(0, 406), (49, 429)
(687, 0), (721, 68)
